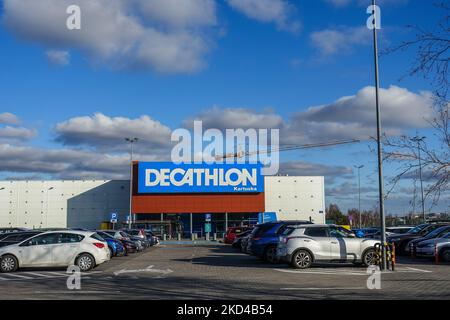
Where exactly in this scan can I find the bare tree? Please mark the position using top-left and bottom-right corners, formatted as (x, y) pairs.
(382, 2), (449, 209)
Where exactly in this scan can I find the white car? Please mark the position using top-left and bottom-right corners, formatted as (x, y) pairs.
(0, 230), (110, 273)
(276, 224), (380, 268)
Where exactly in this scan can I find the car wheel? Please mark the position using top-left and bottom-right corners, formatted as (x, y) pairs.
(362, 248), (377, 267)
(0, 254), (19, 273)
(291, 250), (312, 269)
(264, 246), (278, 264)
(441, 248), (450, 262)
(76, 253), (95, 272)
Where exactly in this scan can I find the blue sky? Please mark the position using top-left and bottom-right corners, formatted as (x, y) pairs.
(0, 0), (447, 215)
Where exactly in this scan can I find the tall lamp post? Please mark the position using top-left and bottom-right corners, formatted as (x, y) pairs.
(354, 165), (364, 229)
(370, 0), (387, 270)
(411, 136), (426, 223)
(125, 137), (138, 229)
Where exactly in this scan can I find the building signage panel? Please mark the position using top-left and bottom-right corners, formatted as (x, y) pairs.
(138, 162), (264, 194)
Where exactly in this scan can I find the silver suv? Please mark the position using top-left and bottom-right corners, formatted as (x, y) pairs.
(276, 224), (380, 269)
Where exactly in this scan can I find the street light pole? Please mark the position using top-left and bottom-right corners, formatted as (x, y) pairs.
(371, 0), (387, 270)
(354, 165), (364, 229)
(411, 136), (426, 223)
(125, 137), (138, 229)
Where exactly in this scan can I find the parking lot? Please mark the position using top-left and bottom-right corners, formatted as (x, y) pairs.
(0, 243), (448, 300)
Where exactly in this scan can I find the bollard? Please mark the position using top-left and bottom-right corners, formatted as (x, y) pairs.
(191, 233), (195, 241)
(435, 244), (439, 264)
(163, 234), (167, 241)
(391, 243), (396, 271)
(177, 233), (181, 241)
(386, 246), (391, 270)
(411, 243), (416, 259)
(213, 233), (217, 241)
(206, 233), (210, 241)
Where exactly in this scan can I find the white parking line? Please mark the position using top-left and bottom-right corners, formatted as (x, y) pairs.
(4, 273), (33, 279)
(40, 272), (68, 277)
(403, 267), (432, 273)
(23, 272), (53, 278)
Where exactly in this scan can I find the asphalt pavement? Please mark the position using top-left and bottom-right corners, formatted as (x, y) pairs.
(0, 243), (448, 300)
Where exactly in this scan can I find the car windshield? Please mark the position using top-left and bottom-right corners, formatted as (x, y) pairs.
(425, 226), (450, 238)
(443, 233), (450, 239)
(98, 232), (113, 240)
(90, 233), (105, 242)
(252, 224), (274, 237)
(407, 224), (428, 234)
(281, 227), (296, 236)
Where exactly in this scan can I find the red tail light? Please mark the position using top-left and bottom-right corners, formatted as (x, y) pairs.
(253, 237), (261, 241)
(93, 242), (105, 249)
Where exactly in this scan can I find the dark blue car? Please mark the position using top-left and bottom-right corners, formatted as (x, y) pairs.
(96, 231), (125, 257)
(249, 220), (313, 263)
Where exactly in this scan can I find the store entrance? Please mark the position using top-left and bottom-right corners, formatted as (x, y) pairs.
(135, 213), (259, 239)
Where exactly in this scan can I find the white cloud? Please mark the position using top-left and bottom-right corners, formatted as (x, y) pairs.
(279, 161), (353, 182)
(0, 112), (21, 125)
(54, 113), (173, 152)
(184, 106), (283, 130)
(0, 143), (166, 179)
(310, 26), (370, 57)
(46, 50), (70, 66)
(185, 86), (434, 144)
(284, 86), (435, 143)
(226, 0), (300, 33)
(138, 0), (217, 29)
(3, 0), (217, 73)
(0, 126), (37, 142)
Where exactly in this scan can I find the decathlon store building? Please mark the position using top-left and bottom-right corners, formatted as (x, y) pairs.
(0, 162), (325, 236)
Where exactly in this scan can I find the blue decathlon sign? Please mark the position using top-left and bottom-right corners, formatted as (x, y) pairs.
(138, 162), (264, 194)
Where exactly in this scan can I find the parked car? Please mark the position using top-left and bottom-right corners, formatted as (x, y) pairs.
(225, 227), (253, 244)
(276, 224), (380, 269)
(248, 220), (314, 263)
(0, 228), (29, 234)
(144, 231), (160, 246)
(0, 231), (110, 273)
(122, 229), (151, 248)
(232, 230), (253, 249)
(386, 226), (414, 234)
(407, 225), (450, 255)
(240, 233), (252, 253)
(0, 231), (43, 248)
(95, 231), (126, 257)
(415, 232), (450, 261)
(102, 230), (143, 252)
(387, 223), (450, 255)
